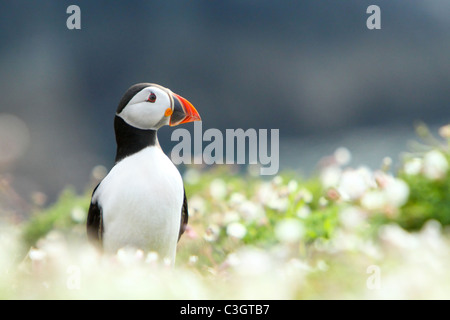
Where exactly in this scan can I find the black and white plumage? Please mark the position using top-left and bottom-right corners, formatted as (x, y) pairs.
(87, 83), (200, 264)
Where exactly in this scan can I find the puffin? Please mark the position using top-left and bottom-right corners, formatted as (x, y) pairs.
(86, 83), (201, 264)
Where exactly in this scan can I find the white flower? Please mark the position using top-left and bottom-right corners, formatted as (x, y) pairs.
(297, 188), (313, 203)
(183, 168), (201, 184)
(256, 182), (274, 205)
(91, 165), (107, 181)
(316, 260), (329, 271)
(284, 258), (312, 273)
(188, 255), (198, 264)
(287, 180), (298, 193)
(28, 248), (46, 261)
(439, 124), (450, 138)
(232, 249), (273, 276)
(420, 220), (446, 252)
(357, 167), (377, 188)
(204, 224), (220, 242)
(225, 252), (240, 267)
(116, 247), (144, 266)
(339, 207), (366, 229)
(223, 210), (240, 224)
(267, 197), (289, 212)
(338, 167), (374, 201)
(318, 197), (328, 207)
(188, 195), (206, 217)
(338, 170), (366, 200)
(238, 201), (264, 222)
(163, 257), (172, 267)
(374, 170), (394, 188)
(423, 150), (448, 180)
(382, 157), (393, 170)
(226, 222), (247, 239)
(334, 147), (352, 166)
(145, 251), (159, 264)
(275, 219), (304, 243)
(361, 191), (386, 211)
(404, 158), (422, 176)
(71, 206), (86, 223)
(229, 192), (246, 206)
(258, 182), (289, 211)
(384, 178), (409, 208)
(296, 205), (311, 219)
(320, 165), (342, 189)
(272, 175), (283, 186)
(209, 178), (227, 199)
(379, 224), (418, 250)
(361, 175), (409, 210)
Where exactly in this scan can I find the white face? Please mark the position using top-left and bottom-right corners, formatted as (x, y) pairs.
(117, 85), (173, 130)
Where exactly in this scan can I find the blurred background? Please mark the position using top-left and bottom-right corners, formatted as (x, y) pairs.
(0, 0), (449, 212)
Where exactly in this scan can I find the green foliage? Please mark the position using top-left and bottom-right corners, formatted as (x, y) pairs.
(371, 126), (450, 230)
(397, 170), (450, 230)
(9, 124), (450, 299)
(22, 137), (450, 254)
(22, 188), (90, 247)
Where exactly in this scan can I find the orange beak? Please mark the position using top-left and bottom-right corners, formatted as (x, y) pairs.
(169, 93), (201, 126)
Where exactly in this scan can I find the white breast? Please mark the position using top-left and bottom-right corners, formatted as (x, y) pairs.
(93, 146), (184, 263)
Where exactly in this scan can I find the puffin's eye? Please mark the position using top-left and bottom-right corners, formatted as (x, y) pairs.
(147, 93), (157, 103)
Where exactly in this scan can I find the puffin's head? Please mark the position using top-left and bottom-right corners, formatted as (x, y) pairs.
(116, 83), (201, 130)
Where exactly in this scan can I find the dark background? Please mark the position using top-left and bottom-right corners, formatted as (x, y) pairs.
(0, 1), (449, 204)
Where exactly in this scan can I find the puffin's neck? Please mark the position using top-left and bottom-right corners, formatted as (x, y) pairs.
(114, 116), (158, 163)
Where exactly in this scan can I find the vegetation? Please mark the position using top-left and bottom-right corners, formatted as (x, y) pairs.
(1, 124), (449, 299)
